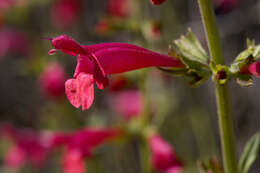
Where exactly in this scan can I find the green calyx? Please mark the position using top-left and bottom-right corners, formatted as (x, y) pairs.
(160, 29), (212, 87)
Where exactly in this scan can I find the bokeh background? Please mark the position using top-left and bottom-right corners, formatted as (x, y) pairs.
(0, 0), (259, 172)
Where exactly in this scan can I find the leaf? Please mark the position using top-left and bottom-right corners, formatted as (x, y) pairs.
(174, 29), (210, 65)
(239, 132), (260, 173)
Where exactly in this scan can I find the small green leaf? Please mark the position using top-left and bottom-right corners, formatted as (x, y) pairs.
(174, 29), (210, 65)
(239, 132), (260, 173)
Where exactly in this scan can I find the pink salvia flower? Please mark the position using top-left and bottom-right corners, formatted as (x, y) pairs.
(51, 128), (120, 157)
(48, 35), (184, 110)
(109, 90), (143, 120)
(149, 134), (183, 173)
(39, 62), (66, 99)
(248, 61), (260, 77)
(51, 0), (82, 29)
(51, 128), (120, 173)
(0, 124), (51, 168)
(150, 0), (166, 5)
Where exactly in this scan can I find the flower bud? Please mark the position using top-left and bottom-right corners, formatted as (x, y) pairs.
(248, 61), (260, 77)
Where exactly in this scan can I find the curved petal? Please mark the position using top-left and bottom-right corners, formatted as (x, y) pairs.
(52, 35), (87, 56)
(73, 55), (94, 78)
(77, 73), (95, 110)
(94, 47), (185, 74)
(92, 53), (109, 89)
(65, 73), (94, 110)
(65, 79), (81, 108)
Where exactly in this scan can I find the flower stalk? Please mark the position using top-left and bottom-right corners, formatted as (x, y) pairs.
(197, 0), (238, 173)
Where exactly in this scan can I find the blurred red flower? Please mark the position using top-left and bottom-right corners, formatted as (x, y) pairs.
(107, 0), (130, 18)
(0, 28), (28, 57)
(39, 62), (66, 99)
(148, 134), (183, 173)
(48, 35), (184, 110)
(51, 128), (120, 173)
(150, 0), (166, 5)
(62, 150), (85, 173)
(0, 124), (51, 169)
(51, 0), (82, 29)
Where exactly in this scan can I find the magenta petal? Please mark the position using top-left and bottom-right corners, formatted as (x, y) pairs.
(83, 42), (150, 53)
(48, 48), (58, 55)
(166, 166), (183, 173)
(52, 35), (87, 56)
(92, 53), (109, 89)
(74, 55), (94, 78)
(248, 61), (260, 77)
(77, 73), (95, 110)
(65, 79), (81, 108)
(94, 47), (184, 74)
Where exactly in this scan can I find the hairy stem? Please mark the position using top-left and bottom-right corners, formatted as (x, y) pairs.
(197, 0), (238, 173)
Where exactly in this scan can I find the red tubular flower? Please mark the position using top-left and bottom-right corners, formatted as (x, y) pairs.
(148, 134), (183, 173)
(248, 61), (260, 77)
(39, 62), (66, 99)
(150, 0), (166, 5)
(48, 35), (184, 110)
(51, 0), (82, 29)
(0, 124), (51, 169)
(51, 128), (120, 173)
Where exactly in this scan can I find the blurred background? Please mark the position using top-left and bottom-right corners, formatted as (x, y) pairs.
(0, 0), (259, 172)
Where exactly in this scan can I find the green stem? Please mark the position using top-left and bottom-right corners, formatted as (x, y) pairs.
(197, 0), (238, 173)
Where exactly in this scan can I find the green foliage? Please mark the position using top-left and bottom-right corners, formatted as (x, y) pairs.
(160, 29), (211, 87)
(174, 28), (210, 65)
(239, 132), (260, 173)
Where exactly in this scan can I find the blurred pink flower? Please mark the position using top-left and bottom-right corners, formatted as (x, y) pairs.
(51, 128), (120, 173)
(51, 0), (82, 29)
(63, 150), (85, 173)
(48, 35), (184, 110)
(150, 0), (166, 5)
(248, 61), (260, 77)
(0, 28), (28, 57)
(109, 90), (143, 120)
(107, 0), (130, 18)
(0, 124), (51, 169)
(214, 0), (238, 14)
(149, 134), (183, 173)
(39, 62), (66, 99)
(0, 0), (16, 11)
(5, 146), (26, 168)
